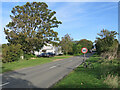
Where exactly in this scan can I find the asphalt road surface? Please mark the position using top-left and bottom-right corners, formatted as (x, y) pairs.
(1, 53), (93, 88)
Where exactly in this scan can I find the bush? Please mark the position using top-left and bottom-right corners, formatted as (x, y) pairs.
(24, 53), (36, 60)
(24, 54), (31, 60)
(2, 44), (22, 63)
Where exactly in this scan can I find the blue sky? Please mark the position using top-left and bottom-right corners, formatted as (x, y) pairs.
(0, 2), (118, 44)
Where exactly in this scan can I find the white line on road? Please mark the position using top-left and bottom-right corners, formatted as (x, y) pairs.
(0, 82), (10, 87)
(49, 66), (56, 69)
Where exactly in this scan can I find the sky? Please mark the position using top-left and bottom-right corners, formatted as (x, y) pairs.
(0, 1), (119, 44)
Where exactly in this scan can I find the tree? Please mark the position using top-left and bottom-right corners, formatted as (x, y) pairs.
(4, 2), (62, 54)
(95, 29), (118, 59)
(77, 39), (93, 51)
(72, 42), (82, 55)
(60, 34), (73, 55)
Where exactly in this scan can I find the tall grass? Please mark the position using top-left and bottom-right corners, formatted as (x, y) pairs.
(104, 74), (118, 88)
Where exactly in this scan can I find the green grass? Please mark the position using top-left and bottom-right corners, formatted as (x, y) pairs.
(53, 54), (119, 88)
(1, 55), (72, 73)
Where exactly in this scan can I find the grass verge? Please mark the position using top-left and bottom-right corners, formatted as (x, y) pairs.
(53, 54), (119, 88)
(1, 55), (72, 73)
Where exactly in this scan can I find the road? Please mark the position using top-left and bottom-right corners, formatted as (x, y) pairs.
(1, 53), (93, 88)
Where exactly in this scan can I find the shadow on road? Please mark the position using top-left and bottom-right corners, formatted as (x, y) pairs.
(2, 70), (37, 89)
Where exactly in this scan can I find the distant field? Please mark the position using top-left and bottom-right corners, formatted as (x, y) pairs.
(1, 55), (72, 73)
(53, 54), (119, 88)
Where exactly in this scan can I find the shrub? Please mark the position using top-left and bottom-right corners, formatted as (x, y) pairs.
(2, 44), (22, 63)
(24, 53), (36, 60)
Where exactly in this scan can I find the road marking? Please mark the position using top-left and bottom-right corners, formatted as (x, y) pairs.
(0, 82), (10, 87)
(49, 66), (56, 69)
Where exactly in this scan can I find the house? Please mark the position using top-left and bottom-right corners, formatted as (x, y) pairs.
(34, 43), (63, 56)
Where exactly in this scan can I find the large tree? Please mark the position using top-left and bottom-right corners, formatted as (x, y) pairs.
(60, 34), (73, 55)
(77, 39), (93, 51)
(4, 2), (62, 54)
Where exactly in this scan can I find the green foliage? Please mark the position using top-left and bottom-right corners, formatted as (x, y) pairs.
(24, 54), (31, 60)
(2, 44), (22, 63)
(24, 53), (36, 60)
(72, 43), (82, 55)
(60, 37), (93, 55)
(77, 39), (93, 51)
(60, 34), (73, 55)
(95, 29), (118, 55)
(4, 2), (62, 54)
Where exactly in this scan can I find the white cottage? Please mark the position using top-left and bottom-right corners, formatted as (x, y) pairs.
(34, 43), (63, 56)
